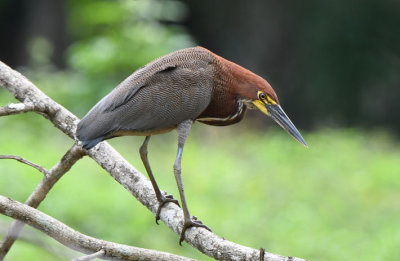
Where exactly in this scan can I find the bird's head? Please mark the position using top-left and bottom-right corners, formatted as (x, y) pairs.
(235, 70), (307, 148)
(215, 53), (307, 147)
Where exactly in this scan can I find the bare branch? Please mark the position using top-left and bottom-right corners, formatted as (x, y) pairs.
(0, 155), (48, 175)
(0, 102), (36, 116)
(0, 196), (195, 261)
(72, 249), (105, 261)
(0, 60), (306, 261)
(0, 144), (85, 258)
(0, 61), (79, 139)
(0, 220), (75, 259)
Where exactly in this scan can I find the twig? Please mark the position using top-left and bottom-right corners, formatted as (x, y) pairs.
(0, 103), (36, 116)
(0, 196), (195, 261)
(0, 60), (306, 261)
(72, 249), (105, 261)
(0, 155), (48, 175)
(0, 144), (85, 258)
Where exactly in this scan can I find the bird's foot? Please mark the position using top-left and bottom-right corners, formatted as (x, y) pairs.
(155, 194), (180, 224)
(179, 216), (212, 245)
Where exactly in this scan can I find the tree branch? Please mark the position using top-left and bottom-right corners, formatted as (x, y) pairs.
(0, 196), (195, 261)
(0, 62), (78, 139)
(0, 155), (48, 175)
(0, 60), (306, 261)
(0, 144), (85, 258)
(0, 220), (76, 259)
(0, 102), (36, 116)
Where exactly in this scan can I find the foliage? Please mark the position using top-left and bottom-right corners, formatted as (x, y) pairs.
(67, 0), (193, 76)
(1, 108), (399, 260)
(21, 0), (194, 116)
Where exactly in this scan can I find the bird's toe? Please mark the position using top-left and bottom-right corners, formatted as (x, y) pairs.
(179, 217), (212, 245)
(155, 194), (180, 224)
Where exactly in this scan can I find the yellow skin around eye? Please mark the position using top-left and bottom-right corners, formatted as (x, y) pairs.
(251, 91), (277, 115)
(252, 100), (269, 115)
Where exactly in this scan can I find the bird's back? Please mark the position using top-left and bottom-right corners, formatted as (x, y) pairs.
(77, 47), (216, 149)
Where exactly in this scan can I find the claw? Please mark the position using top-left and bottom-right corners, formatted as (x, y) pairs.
(155, 194), (180, 224)
(179, 218), (212, 245)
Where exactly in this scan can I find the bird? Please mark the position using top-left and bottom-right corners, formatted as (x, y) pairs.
(76, 46), (307, 244)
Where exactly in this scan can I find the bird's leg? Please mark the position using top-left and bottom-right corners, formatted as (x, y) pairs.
(139, 136), (180, 224)
(174, 120), (212, 245)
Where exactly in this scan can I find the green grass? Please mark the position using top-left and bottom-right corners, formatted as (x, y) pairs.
(1, 108), (400, 260)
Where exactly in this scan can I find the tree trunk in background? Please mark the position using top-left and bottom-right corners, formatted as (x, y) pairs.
(0, 0), (68, 68)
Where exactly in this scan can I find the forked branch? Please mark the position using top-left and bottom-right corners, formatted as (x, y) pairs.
(0, 144), (85, 258)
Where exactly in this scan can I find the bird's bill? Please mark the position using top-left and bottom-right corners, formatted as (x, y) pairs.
(252, 100), (307, 147)
(267, 104), (308, 147)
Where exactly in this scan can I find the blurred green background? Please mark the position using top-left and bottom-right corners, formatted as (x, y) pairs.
(1, 0), (400, 260)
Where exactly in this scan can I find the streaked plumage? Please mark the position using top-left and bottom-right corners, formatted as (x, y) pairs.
(77, 46), (306, 244)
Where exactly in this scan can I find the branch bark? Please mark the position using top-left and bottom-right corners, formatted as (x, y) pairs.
(0, 102), (36, 116)
(0, 60), (307, 261)
(0, 196), (194, 261)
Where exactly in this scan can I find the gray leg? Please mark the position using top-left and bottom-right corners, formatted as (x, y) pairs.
(139, 136), (179, 224)
(174, 120), (211, 245)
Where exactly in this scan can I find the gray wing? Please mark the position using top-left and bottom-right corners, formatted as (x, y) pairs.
(77, 47), (215, 144)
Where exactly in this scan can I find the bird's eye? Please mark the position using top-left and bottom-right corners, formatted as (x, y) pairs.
(259, 93), (266, 100)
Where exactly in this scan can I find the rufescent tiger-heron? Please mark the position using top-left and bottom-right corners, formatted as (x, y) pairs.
(77, 46), (307, 244)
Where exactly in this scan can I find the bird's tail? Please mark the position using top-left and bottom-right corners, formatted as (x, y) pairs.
(80, 137), (104, 150)
(77, 118), (107, 150)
